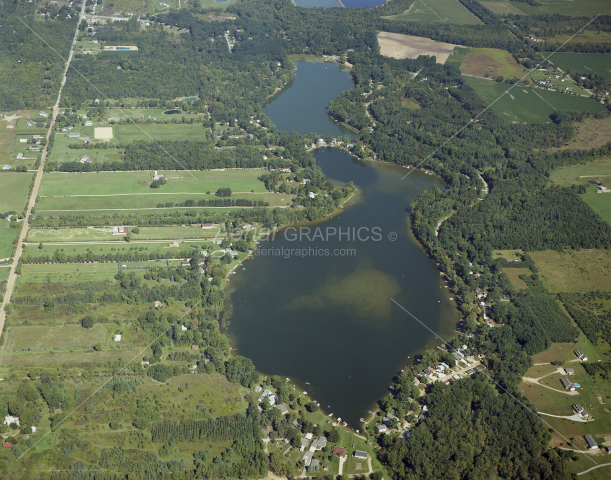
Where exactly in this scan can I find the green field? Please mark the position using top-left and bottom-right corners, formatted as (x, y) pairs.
(107, 108), (205, 121)
(23, 241), (208, 259)
(27, 226), (222, 242)
(5, 323), (112, 351)
(549, 53), (611, 84)
(383, 0), (481, 24)
(110, 123), (207, 143)
(18, 262), (122, 284)
(445, 46), (470, 70)
(477, 0), (609, 16)
(39, 170), (268, 196)
(0, 172), (33, 212)
(502, 267), (531, 290)
(460, 47), (527, 80)
(0, 109), (45, 168)
(48, 130), (121, 166)
(463, 76), (606, 123)
(0, 223), (18, 259)
(529, 249), (611, 294)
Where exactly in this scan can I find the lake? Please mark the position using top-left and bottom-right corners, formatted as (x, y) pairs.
(228, 62), (458, 427)
(263, 62), (354, 139)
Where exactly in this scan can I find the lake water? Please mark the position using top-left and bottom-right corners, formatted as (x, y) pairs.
(263, 62), (354, 139)
(342, 0), (386, 7)
(227, 62), (458, 428)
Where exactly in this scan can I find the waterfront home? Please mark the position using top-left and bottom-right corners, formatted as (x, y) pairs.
(376, 424), (389, 434)
(274, 404), (289, 415)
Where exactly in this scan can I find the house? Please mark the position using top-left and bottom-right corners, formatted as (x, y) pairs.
(565, 368), (575, 375)
(2, 165), (10, 170)
(169, 240), (179, 248)
(85, 121), (93, 127)
(254, 385), (262, 393)
(112, 226), (127, 235)
(181, 325), (188, 331)
(268, 395), (276, 405)
(573, 404), (583, 414)
(474, 365), (484, 372)
(114, 334), (121, 341)
(19, 138), (27, 143)
(67, 132), (80, 138)
(308, 459), (320, 472)
(181, 261), (190, 267)
(274, 404), (289, 415)
(332, 446), (346, 458)
(201, 223), (215, 229)
(354, 450), (368, 459)
(311, 436), (327, 450)
(2, 442), (12, 448)
(376, 424), (389, 434)
(80, 155), (91, 163)
(574, 349), (588, 361)
(4, 416), (20, 426)
(581, 410), (591, 419)
(560, 377), (575, 391)
(300, 437), (309, 450)
(292, 419), (300, 429)
(262, 389), (272, 397)
(305, 433), (313, 440)
(152, 170), (164, 181)
(153, 301), (163, 308)
(191, 345), (199, 350)
(423, 368), (434, 377)
(606, 446), (611, 453)
(585, 435), (598, 449)
(26, 120), (34, 127)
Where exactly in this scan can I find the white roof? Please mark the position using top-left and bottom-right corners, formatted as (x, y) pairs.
(4, 416), (19, 426)
(114, 334), (121, 341)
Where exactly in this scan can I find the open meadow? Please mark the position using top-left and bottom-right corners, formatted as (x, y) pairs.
(107, 108), (205, 122)
(18, 262), (122, 284)
(529, 250), (611, 294)
(463, 76), (606, 123)
(5, 324), (112, 351)
(381, 0), (481, 24)
(502, 267), (531, 291)
(112, 123), (206, 143)
(377, 32), (456, 63)
(0, 224), (18, 259)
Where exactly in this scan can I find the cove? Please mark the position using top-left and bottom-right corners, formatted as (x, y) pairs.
(263, 62), (354, 138)
(227, 149), (459, 427)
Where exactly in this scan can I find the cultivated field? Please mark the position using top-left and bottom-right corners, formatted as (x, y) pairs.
(0, 224), (18, 259)
(460, 47), (526, 80)
(529, 250), (611, 294)
(463, 76), (606, 123)
(106, 108), (205, 122)
(478, 1), (525, 15)
(444, 46), (470, 70)
(579, 191), (611, 227)
(377, 32), (457, 63)
(549, 53), (611, 84)
(112, 123), (206, 143)
(0, 172), (33, 212)
(382, 0), (481, 24)
(550, 158), (611, 187)
(479, 0), (609, 16)
(18, 262), (122, 284)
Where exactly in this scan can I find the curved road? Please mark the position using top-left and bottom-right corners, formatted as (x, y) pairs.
(0, 1), (86, 334)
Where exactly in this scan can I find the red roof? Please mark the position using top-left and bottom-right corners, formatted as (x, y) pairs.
(191, 345), (199, 350)
(332, 446), (346, 458)
(2, 442), (13, 448)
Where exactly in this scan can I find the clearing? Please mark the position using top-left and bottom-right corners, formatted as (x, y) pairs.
(460, 47), (527, 80)
(94, 127), (114, 140)
(529, 250), (611, 294)
(5, 323), (111, 351)
(0, 172), (33, 213)
(377, 32), (457, 64)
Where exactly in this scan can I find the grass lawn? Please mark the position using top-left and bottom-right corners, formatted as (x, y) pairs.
(580, 191), (611, 227)
(531, 333), (603, 365)
(550, 158), (611, 187)
(492, 249), (524, 261)
(39, 170), (269, 196)
(5, 323), (112, 351)
(529, 250), (611, 293)
(502, 267), (531, 290)
(382, 0), (481, 24)
(48, 131), (122, 166)
(463, 76), (606, 123)
(0, 223), (18, 258)
(0, 172), (33, 213)
(460, 47), (526, 80)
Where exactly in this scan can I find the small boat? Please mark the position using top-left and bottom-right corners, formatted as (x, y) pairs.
(305, 382), (310, 385)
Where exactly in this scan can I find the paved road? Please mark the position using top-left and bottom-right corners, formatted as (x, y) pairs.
(0, 0), (86, 335)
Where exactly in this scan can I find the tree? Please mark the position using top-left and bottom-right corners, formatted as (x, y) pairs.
(132, 227), (140, 234)
(81, 315), (96, 329)
(93, 343), (102, 351)
(23, 426), (32, 435)
(38, 242), (43, 249)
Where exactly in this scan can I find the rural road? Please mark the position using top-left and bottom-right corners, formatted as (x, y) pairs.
(577, 463), (611, 476)
(0, 0), (87, 335)
(538, 412), (593, 423)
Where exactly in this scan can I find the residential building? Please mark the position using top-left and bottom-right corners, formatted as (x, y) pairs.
(274, 404), (289, 415)
(560, 377), (575, 391)
(565, 368), (575, 375)
(332, 446), (346, 458)
(354, 450), (368, 459)
(585, 435), (598, 449)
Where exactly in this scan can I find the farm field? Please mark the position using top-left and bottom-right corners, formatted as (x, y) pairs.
(106, 108), (205, 122)
(549, 53), (611, 84)
(0, 109), (46, 168)
(463, 76), (606, 123)
(478, 1), (525, 15)
(22, 241), (201, 260)
(529, 250), (611, 294)
(550, 158), (611, 187)
(377, 32), (457, 63)
(39, 170), (268, 196)
(5, 324), (112, 351)
(444, 46), (470, 70)
(460, 47), (526, 80)
(382, 0), (481, 24)
(27, 226), (222, 242)
(112, 123), (207, 143)
(580, 190), (611, 227)
(0, 172), (33, 213)
(32, 205), (256, 218)
(545, 31), (611, 46)
(476, 0), (609, 16)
